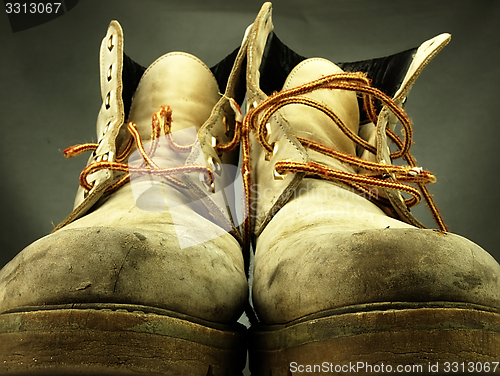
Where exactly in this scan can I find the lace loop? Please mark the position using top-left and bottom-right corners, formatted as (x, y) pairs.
(62, 73), (448, 255)
(63, 105), (213, 195)
(239, 71), (447, 252)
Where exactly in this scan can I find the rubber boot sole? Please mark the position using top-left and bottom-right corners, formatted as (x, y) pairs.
(249, 303), (500, 376)
(0, 303), (247, 375)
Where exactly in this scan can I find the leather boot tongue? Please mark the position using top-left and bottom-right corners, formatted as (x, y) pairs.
(127, 52), (220, 140)
(280, 58), (360, 164)
(124, 52), (221, 218)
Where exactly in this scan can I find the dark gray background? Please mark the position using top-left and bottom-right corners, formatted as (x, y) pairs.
(1, 1), (499, 271)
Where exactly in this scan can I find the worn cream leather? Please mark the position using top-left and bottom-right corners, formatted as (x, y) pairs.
(358, 33), (452, 227)
(53, 21), (126, 230)
(247, 3), (308, 235)
(0, 20), (250, 324)
(248, 3), (500, 326)
(280, 58), (359, 172)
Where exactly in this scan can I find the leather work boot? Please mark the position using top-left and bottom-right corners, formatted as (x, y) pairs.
(242, 3), (500, 374)
(0, 20), (251, 375)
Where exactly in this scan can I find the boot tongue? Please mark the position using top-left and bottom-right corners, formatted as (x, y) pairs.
(124, 52), (220, 215)
(127, 52), (220, 140)
(280, 58), (360, 172)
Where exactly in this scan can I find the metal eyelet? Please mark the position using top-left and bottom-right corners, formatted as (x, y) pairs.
(107, 34), (115, 51)
(103, 121), (111, 136)
(199, 172), (215, 193)
(273, 166), (288, 180)
(264, 123), (271, 142)
(223, 115), (230, 136)
(102, 154), (108, 161)
(107, 64), (113, 81)
(273, 158), (290, 181)
(83, 178), (99, 198)
(105, 92), (111, 109)
(273, 168), (286, 180)
(265, 141), (279, 162)
(207, 156), (222, 176)
(211, 136), (217, 149)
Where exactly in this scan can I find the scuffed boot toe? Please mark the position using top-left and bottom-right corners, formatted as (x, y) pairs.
(253, 227), (500, 324)
(0, 226), (248, 323)
(0, 226), (249, 376)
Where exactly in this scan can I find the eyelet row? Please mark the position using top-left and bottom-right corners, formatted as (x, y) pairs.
(105, 34), (115, 104)
(94, 151), (114, 163)
(98, 33), (118, 160)
(85, 32), (118, 196)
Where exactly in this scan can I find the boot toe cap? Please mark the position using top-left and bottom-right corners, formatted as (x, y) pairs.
(0, 226), (248, 323)
(253, 228), (500, 324)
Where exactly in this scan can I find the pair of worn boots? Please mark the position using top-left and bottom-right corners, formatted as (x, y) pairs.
(1, 3), (499, 375)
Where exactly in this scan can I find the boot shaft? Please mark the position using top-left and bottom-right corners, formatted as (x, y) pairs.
(57, 21), (249, 247)
(245, 3), (451, 239)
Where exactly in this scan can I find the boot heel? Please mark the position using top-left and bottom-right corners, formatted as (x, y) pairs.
(250, 307), (500, 375)
(0, 307), (247, 375)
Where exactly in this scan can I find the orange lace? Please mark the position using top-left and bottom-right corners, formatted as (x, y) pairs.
(63, 77), (447, 256)
(63, 106), (213, 195)
(219, 72), (448, 253)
